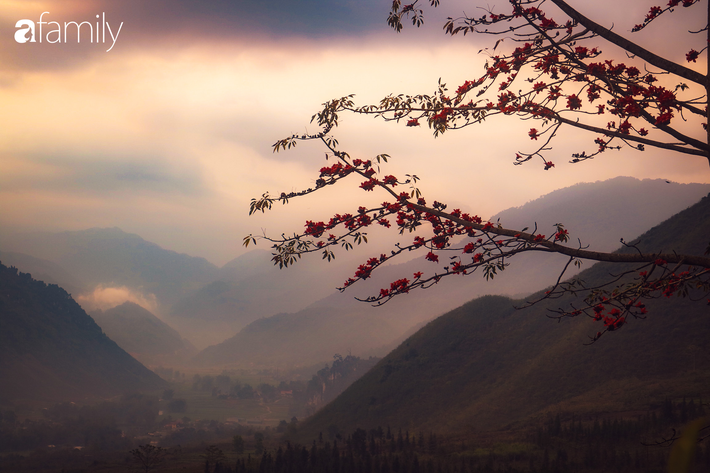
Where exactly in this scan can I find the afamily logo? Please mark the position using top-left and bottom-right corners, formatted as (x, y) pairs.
(14, 12), (124, 52)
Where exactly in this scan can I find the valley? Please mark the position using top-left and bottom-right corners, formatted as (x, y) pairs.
(1, 178), (709, 472)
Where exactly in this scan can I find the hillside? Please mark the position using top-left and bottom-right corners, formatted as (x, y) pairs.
(90, 302), (197, 366)
(296, 193), (710, 439)
(193, 306), (400, 368)
(0, 263), (167, 404)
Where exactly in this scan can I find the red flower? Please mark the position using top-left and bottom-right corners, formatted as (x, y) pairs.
(544, 161), (555, 170)
(554, 229), (568, 241)
(425, 252), (439, 263)
(686, 49), (700, 62)
(359, 178), (379, 191)
(406, 118), (420, 127)
(390, 278), (410, 293)
(566, 94), (582, 110)
(383, 175), (398, 186)
(533, 81), (547, 93)
(646, 6), (662, 20)
(655, 112), (673, 126)
(456, 80), (474, 95)
(529, 128), (539, 140)
(619, 120), (632, 135)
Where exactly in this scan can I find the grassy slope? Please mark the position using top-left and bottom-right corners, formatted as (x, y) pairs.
(296, 193), (710, 439)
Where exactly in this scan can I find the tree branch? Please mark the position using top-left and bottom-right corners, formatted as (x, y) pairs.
(550, 0), (708, 87)
(552, 114), (709, 157)
(409, 202), (710, 268)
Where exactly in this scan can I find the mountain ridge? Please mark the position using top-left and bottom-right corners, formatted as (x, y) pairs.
(294, 192), (710, 440)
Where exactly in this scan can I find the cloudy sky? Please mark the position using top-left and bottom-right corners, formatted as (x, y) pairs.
(1, 0), (708, 266)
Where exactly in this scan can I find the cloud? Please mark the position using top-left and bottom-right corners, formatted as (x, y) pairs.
(0, 0), (392, 73)
(0, 153), (204, 196)
(0, 0), (708, 268)
(75, 284), (159, 313)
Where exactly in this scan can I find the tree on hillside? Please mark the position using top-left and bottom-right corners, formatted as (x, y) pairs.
(246, 0), (710, 340)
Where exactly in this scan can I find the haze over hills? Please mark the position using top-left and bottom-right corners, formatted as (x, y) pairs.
(0, 177), (707, 357)
(190, 177), (710, 368)
(322, 177), (710, 310)
(491, 176), (705, 247)
(0, 250), (86, 297)
(0, 262), (167, 404)
(166, 249), (357, 349)
(295, 193), (710, 440)
(0, 227), (219, 308)
(90, 302), (197, 367)
(193, 306), (401, 368)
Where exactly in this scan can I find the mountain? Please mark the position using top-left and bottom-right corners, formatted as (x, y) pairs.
(491, 177), (708, 247)
(0, 227), (219, 307)
(0, 250), (86, 297)
(317, 177), (710, 309)
(193, 178), (710, 363)
(166, 249), (363, 348)
(193, 306), (400, 368)
(295, 192), (710, 440)
(0, 263), (167, 404)
(90, 301), (197, 366)
(175, 178), (710, 353)
(1, 178), (705, 352)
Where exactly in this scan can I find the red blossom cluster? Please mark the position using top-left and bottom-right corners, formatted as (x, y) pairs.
(633, 0), (698, 31)
(319, 162), (352, 177)
(592, 304), (627, 331)
(386, 0), (705, 170)
(554, 228), (568, 241)
(353, 255), (389, 281)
